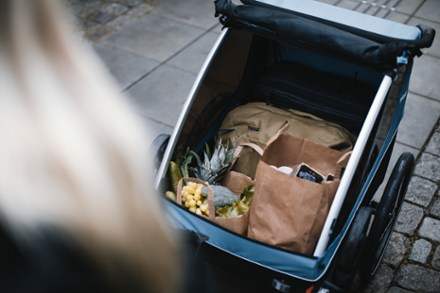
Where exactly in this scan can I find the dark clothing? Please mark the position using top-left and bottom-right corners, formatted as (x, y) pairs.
(0, 223), (143, 293)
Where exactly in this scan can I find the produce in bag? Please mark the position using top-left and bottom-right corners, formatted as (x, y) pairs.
(165, 142), (252, 234)
(172, 178), (252, 235)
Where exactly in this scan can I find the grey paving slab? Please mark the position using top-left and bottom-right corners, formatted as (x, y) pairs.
(67, 0), (156, 41)
(140, 115), (174, 139)
(111, 0), (143, 8)
(430, 197), (440, 217)
(387, 141), (420, 165)
(337, 0), (361, 11)
(318, 0), (338, 5)
(364, 264), (394, 293)
(167, 31), (219, 74)
(66, 0), (103, 19)
(405, 176), (437, 207)
(407, 17), (440, 58)
(150, 0), (218, 29)
(394, 0), (424, 15)
(395, 264), (440, 292)
(415, 0), (440, 23)
(388, 142), (419, 173)
(368, 7), (388, 18)
(126, 64), (196, 127)
(102, 14), (204, 62)
(418, 217), (440, 242)
(396, 93), (440, 149)
(409, 54), (440, 102)
(93, 43), (159, 90)
(413, 153), (440, 182)
(395, 202), (424, 234)
(383, 232), (410, 268)
(384, 11), (411, 24)
(408, 238), (432, 264)
(432, 246), (440, 270)
(85, 4), (155, 41)
(425, 125), (440, 156)
(88, 3), (129, 24)
(332, 0), (410, 23)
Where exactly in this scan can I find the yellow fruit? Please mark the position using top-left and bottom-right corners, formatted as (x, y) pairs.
(189, 199), (196, 207)
(200, 204), (208, 213)
(165, 191), (176, 201)
(169, 161), (182, 194)
(178, 181), (210, 216)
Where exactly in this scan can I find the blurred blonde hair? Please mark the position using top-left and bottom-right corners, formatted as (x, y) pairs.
(0, 0), (179, 292)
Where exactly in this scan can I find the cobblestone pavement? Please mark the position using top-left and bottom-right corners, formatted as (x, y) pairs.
(66, 0), (439, 292)
(65, 0), (164, 41)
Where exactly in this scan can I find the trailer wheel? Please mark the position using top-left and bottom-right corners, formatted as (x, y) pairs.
(359, 152), (414, 282)
(326, 206), (373, 291)
(149, 133), (170, 172)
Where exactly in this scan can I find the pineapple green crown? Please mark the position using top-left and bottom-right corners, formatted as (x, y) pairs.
(180, 142), (235, 185)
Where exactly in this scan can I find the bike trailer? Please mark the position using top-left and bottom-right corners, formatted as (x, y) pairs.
(152, 1), (435, 292)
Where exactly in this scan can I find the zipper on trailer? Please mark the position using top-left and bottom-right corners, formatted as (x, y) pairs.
(265, 89), (365, 129)
(254, 75), (369, 119)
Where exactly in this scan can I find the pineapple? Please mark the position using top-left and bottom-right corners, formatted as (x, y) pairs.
(189, 143), (235, 185)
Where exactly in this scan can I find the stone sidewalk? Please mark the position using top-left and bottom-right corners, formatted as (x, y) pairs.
(66, 0), (440, 292)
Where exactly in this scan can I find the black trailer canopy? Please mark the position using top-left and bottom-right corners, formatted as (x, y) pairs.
(214, 0), (435, 68)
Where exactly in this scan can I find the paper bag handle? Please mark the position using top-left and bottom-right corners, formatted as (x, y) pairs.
(333, 151), (352, 179)
(234, 142), (264, 157)
(227, 142), (264, 172)
(264, 121), (290, 148)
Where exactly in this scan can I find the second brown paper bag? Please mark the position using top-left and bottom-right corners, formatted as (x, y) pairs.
(247, 123), (349, 255)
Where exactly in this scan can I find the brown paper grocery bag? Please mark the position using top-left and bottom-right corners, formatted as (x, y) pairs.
(177, 178), (249, 235)
(247, 123), (349, 254)
(221, 142), (263, 196)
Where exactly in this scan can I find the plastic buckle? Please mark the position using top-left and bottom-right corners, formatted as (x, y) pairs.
(272, 279), (291, 293)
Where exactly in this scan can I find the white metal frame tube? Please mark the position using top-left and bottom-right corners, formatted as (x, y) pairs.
(313, 75), (393, 257)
